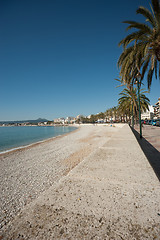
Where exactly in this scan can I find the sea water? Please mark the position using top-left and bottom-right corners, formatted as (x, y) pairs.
(0, 126), (77, 153)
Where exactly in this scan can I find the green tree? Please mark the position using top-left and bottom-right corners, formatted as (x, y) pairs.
(105, 107), (117, 122)
(118, 0), (160, 89)
(97, 112), (105, 120)
(89, 114), (96, 123)
(105, 108), (112, 121)
(118, 87), (150, 123)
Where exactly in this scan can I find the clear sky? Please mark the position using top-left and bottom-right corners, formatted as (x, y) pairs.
(1, 0), (160, 121)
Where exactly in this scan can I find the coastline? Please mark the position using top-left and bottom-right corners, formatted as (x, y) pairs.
(0, 124), (114, 230)
(1, 124), (159, 239)
(0, 125), (79, 156)
(0, 124), (120, 156)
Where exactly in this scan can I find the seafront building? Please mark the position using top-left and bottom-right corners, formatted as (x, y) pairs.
(53, 118), (65, 124)
(154, 97), (160, 119)
(141, 105), (154, 120)
(3, 98), (160, 127)
(76, 115), (85, 120)
(141, 98), (160, 120)
(53, 117), (76, 124)
(97, 118), (107, 123)
(65, 117), (76, 124)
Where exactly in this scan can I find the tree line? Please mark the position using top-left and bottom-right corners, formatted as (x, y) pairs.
(116, 0), (159, 128)
(82, 0), (160, 125)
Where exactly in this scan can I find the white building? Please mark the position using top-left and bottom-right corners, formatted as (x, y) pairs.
(53, 118), (65, 124)
(141, 105), (154, 120)
(65, 117), (75, 124)
(97, 119), (106, 123)
(154, 97), (160, 119)
(76, 115), (85, 119)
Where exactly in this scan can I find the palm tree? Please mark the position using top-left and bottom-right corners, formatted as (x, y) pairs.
(118, 46), (142, 86)
(118, 87), (150, 123)
(97, 112), (105, 120)
(105, 108), (113, 122)
(112, 106), (118, 122)
(116, 76), (136, 124)
(118, 87), (136, 122)
(118, 0), (160, 89)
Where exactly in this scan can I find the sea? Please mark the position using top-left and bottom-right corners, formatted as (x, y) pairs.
(0, 126), (77, 154)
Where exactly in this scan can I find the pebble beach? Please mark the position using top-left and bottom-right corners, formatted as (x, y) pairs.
(0, 125), (115, 230)
(0, 124), (160, 239)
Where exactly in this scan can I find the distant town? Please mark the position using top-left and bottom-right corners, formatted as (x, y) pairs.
(1, 98), (159, 127)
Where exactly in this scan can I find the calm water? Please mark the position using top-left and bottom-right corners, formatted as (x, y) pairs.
(0, 126), (77, 153)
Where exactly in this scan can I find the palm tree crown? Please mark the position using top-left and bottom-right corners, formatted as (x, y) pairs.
(118, 87), (150, 121)
(118, 0), (160, 89)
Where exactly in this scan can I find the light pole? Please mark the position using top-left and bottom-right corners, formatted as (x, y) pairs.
(132, 100), (134, 128)
(135, 77), (142, 138)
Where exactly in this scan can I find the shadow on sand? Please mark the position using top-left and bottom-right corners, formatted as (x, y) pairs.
(131, 127), (160, 182)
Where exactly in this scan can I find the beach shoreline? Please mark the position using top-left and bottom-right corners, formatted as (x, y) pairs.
(0, 124), (117, 231)
(0, 125), (79, 157)
(1, 124), (159, 239)
(0, 123), (121, 156)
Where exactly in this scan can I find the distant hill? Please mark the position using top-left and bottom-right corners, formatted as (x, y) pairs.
(0, 118), (49, 124)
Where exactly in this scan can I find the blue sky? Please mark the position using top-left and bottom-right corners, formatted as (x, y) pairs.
(1, 0), (160, 121)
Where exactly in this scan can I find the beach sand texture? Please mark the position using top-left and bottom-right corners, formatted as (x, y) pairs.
(0, 124), (160, 239)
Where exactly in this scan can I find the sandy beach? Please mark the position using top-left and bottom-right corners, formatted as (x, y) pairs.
(0, 124), (160, 239)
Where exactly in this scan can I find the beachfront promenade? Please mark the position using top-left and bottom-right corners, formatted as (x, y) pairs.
(134, 124), (160, 152)
(1, 124), (160, 239)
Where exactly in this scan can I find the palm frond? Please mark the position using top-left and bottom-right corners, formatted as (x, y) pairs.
(119, 31), (147, 47)
(118, 46), (135, 69)
(151, 54), (155, 69)
(124, 21), (152, 34)
(147, 68), (154, 88)
(118, 0), (160, 90)
(154, 57), (157, 78)
(115, 78), (126, 88)
(136, 6), (156, 28)
(152, 0), (160, 19)
(141, 57), (150, 79)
